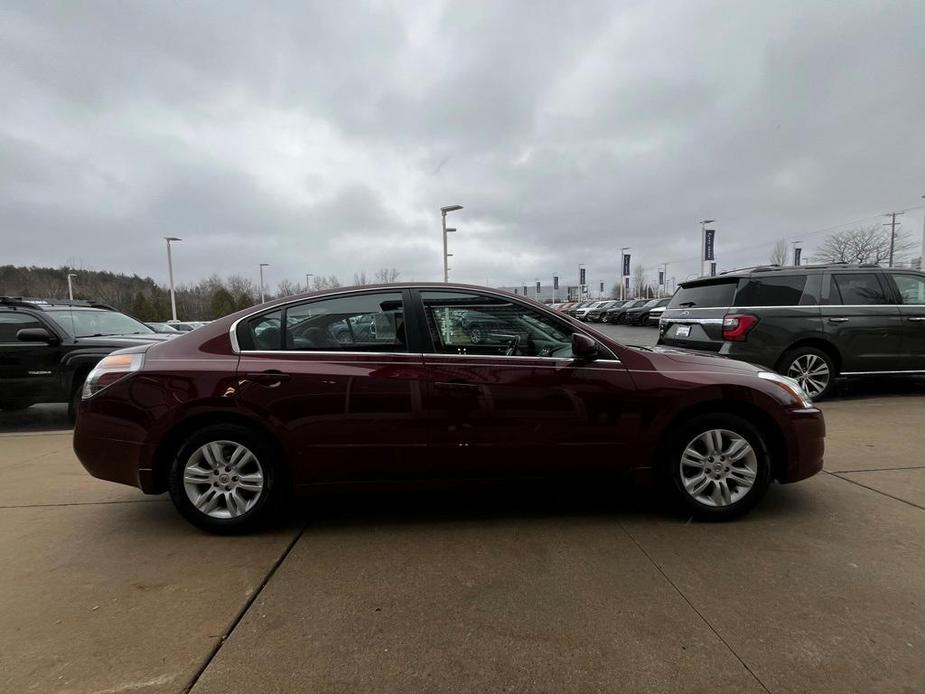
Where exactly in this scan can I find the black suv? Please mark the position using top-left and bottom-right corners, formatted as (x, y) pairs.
(658, 265), (925, 398)
(0, 297), (170, 419)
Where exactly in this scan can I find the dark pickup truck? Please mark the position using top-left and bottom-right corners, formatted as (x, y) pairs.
(0, 297), (171, 420)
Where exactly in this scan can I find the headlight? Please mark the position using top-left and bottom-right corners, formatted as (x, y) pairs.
(82, 352), (145, 398)
(758, 371), (814, 408)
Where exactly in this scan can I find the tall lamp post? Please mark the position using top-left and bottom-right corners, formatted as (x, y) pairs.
(67, 273), (77, 301)
(164, 237), (182, 321)
(259, 263), (270, 304)
(700, 220), (715, 277)
(441, 205), (463, 282)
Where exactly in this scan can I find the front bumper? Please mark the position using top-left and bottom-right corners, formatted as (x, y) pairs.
(777, 408), (826, 483)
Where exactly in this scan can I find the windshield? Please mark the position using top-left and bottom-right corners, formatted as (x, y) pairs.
(46, 309), (154, 337)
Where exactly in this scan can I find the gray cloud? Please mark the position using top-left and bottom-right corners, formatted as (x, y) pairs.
(2, 0), (924, 293)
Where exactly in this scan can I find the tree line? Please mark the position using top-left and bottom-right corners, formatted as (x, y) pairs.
(0, 265), (400, 322)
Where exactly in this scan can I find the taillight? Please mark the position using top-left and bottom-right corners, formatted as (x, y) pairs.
(82, 352), (145, 398)
(722, 314), (759, 342)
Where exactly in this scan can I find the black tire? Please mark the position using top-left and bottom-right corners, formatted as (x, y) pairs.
(779, 346), (836, 400)
(168, 424), (281, 534)
(664, 413), (772, 521)
(67, 373), (88, 424)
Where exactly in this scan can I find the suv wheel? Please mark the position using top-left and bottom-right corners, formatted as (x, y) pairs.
(781, 347), (834, 400)
(666, 414), (771, 521)
(168, 424), (280, 534)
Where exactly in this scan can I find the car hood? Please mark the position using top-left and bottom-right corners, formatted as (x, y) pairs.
(630, 345), (763, 374)
(73, 334), (174, 348)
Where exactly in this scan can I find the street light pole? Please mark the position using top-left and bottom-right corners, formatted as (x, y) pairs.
(305, 273), (314, 292)
(67, 273), (77, 301)
(164, 237), (182, 321)
(440, 205), (463, 282)
(259, 263), (270, 304)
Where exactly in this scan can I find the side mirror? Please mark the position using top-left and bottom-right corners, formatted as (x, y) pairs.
(17, 327), (58, 344)
(571, 332), (598, 360)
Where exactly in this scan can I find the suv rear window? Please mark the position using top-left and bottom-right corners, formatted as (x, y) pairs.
(668, 281), (737, 309)
(734, 275), (808, 306)
(831, 273), (890, 305)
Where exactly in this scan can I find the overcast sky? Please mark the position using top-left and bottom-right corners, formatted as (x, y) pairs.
(2, 0), (924, 291)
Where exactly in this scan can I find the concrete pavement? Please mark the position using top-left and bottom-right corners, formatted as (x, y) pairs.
(1, 391), (924, 693)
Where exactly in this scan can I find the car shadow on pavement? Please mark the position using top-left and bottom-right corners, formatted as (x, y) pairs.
(0, 404), (71, 434)
(835, 375), (925, 400)
(278, 478), (820, 533)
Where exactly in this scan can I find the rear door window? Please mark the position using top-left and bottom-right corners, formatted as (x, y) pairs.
(734, 275), (808, 306)
(830, 273), (890, 305)
(667, 281), (737, 309)
(892, 274), (925, 304)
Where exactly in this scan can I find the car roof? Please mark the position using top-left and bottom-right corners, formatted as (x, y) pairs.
(679, 263), (914, 288)
(0, 297), (117, 312)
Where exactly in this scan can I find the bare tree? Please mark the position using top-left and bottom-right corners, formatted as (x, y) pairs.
(631, 264), (647, 298)
(353, 271), (369, 286)
(311, 275), (341, 290)
(814, 224), (914, 265)
(770, 239), (789, 265)
(373, 267), (401, 283)
(275, 279), (300, 298)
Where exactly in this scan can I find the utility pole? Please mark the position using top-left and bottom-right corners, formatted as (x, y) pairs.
(259, 263), (270, 304)
(67, 273), (77, 301)
(164, 237), (181, 321)
(440, 205), (463, 282)
(884, 212), (904, 267)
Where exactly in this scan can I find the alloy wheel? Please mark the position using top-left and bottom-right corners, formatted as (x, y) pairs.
(183, 440), (265, 519)
(787, 354), (830, 398)
(679, 429), (757, 507)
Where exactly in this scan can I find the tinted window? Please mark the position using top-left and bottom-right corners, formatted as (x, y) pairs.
(668, 281), (737, 308)
(831, 273), (889, 305)
(893, 274), (925, 305)
(735, 275), (807, 306)
(244, 310), (283, 350)
(421, 291), (578, 358)
(284, 292), (405, 352)
(0, 312), (42, 342)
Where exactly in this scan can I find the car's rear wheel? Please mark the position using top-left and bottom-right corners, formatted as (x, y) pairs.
(781, 347), (835, 400)
(666, 414), (771, 521)
(168, 424), (280, 534)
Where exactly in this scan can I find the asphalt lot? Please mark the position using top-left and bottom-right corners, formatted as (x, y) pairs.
(3, 324), (925, 693)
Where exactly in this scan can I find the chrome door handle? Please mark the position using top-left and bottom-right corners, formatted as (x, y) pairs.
(827, 317), (849, 323)
(908, 317), (925, 322)
(244, 370), (291, 386)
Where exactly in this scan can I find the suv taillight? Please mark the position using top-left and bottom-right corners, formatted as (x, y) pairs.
(722, 314), (759, 342)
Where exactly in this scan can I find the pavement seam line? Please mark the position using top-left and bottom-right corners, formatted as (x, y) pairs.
(618, 522), (773, 694)
(824, 470), (925, 512)
(183, 519), (309, 694)
(828, 464), (925, 473)
(0, 498), (168, 510)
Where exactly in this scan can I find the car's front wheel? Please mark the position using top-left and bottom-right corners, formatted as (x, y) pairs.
(168, 424), (281, 533)
(666, 414), (772, 521)
(781, 347), (835, 400)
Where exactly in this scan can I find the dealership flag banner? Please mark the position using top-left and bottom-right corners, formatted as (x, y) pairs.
(599, 281), (604, 293)
(794, 247), (802, 265)
(579, 267), (586, 286)
(622, 253), (631, 277)
(536, 281), (541, 295)
(658, 270), (664, 286)
(710, 262), (717, 276)
(553, 275), (559, 290)
(704, 229), (715, 261)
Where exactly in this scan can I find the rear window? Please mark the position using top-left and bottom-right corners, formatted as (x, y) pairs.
(734, 275), (808, 306)
(668, 281), (737, 309)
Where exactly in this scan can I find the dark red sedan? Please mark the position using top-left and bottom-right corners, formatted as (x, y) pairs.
(73, 283), (825, 533)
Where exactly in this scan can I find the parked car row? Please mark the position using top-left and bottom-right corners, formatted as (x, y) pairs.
(552, 298), (670, 325)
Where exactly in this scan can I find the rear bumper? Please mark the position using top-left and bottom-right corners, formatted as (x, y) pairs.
(777, 408), (826, 483)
